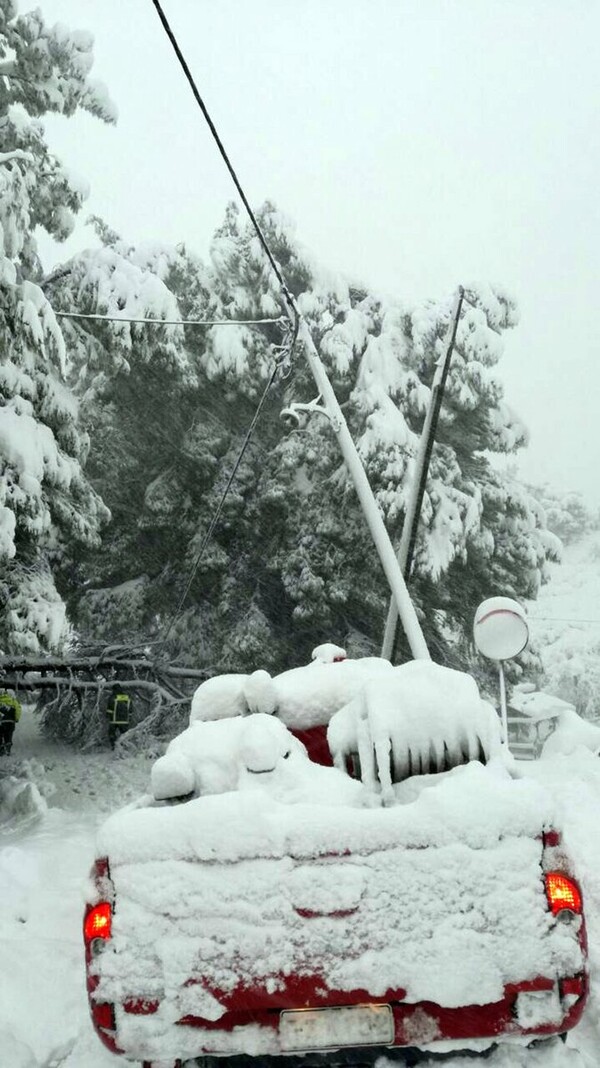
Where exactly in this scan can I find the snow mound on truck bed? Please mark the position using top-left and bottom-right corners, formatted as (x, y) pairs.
(95, 762), (582, 1059)
(190, 655), (393, 729)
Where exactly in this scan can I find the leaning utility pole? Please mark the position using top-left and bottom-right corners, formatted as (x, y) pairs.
(381, 287), (465, 661)
(283, 294), (431, 663)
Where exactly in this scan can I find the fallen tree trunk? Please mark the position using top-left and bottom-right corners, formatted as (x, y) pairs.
(0, 653), (214, 748)
(0, 674), (188, 707)
(0, 655), (211, 682)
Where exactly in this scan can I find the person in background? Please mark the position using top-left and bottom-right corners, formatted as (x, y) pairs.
(0, 690), (22, 755)
(106, 684), (132, 749)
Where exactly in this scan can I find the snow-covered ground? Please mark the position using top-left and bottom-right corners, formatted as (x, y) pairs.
(1, 705), (599, 1067)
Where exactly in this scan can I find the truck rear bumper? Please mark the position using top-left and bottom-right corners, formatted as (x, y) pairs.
(177, 976), (587, 1047)
(92, 972), (587, 1061)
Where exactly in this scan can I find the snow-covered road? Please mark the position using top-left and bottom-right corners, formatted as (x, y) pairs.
(0, 709), (598, 1068)
(0, 709), (153, 1067)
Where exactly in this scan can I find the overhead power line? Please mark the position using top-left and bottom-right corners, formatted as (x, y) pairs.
(149, 0), (294, 306)
(55, 310), (283, 327)
(145, 0), (302, 647)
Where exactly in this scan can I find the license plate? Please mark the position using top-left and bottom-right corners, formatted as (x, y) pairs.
(280, 1003), (394, 1051)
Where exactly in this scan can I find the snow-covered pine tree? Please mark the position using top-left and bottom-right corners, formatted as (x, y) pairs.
(353, 286), (563, 665)
(57, 200), (560, 680)
(529, 524), (600, 721)
(201, 213), (560, 672)
(533, 486), (597, 546)
(45, 227), (193, 647)
(0, 2), (116, 652)
(50, 206), (294, 667)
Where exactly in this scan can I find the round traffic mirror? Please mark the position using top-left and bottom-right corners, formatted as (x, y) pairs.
(473, 597), (529, 661)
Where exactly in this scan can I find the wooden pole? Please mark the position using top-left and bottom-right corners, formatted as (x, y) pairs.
(381, 287), (464, 661)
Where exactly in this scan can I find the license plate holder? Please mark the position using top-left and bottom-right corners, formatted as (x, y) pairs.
(280, 1003), (394, 1051)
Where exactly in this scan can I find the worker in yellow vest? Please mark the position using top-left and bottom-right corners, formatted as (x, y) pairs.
(0, 690), (22, 755)
(106, 686), (132, 749)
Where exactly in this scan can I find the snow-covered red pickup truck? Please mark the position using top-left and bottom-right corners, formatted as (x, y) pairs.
(84, 655), (588, 1068)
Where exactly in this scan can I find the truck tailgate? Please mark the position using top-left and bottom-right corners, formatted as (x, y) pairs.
(92, 763), (583, 1056)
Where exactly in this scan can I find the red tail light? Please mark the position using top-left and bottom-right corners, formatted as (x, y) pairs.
(545, 873), (582, 916)
(84, 901), (112, 943)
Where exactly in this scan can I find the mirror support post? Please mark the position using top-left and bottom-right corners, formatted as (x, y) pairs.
(498, 661), (509, 746)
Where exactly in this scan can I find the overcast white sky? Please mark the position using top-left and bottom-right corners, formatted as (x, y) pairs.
(36, 0), (600, 505)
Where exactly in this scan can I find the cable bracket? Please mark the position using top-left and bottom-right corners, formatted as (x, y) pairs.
(279, 394), (340, 430)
